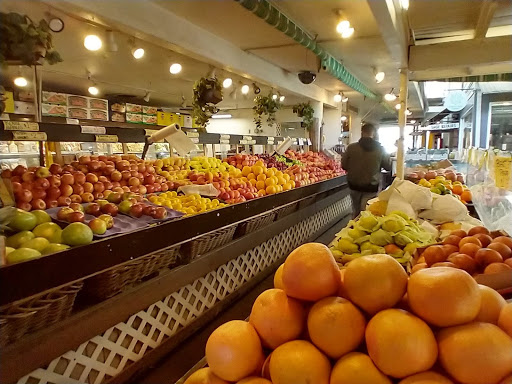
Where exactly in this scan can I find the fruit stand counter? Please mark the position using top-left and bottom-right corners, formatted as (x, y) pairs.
(0, 176), (351, 384)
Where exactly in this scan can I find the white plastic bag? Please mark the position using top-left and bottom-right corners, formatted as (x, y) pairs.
(395, 180), (433, 211)
(177, 184), (219, 197)
(385, 190), (417, 218)
(418, 194), (469, 224)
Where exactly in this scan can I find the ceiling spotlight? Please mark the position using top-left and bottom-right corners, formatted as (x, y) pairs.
(223, 78), (233, 88)
(341, 93), (349, 102)
(252, 83), (261, 95)
(410, 119), (417, 124)
(374, 71), (385, 83)
(384, 89), (397, 101)
(334, 92), (342, 103)
(84, 34), (102, 51)
(400, 0), (410, 10)
(406, 109), (412, 116)
(88, 86), (99, 96)
(241, 84), (250, 94)
(341, 115), (348, 122)
(170, 63), (182, 74)
(395, 103), (401, 110)
(272, 94), (278, 100)
(336, 20), (350, 34)
(14, 76), (28, 87)
(341, 27), (355, 38)
(132, 48), (145, 59)
(143, 91), (151, 103)
(280, 95), (285, 102)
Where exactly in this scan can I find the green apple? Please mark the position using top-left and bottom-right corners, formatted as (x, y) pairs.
(118, 200), (133, 214)
(31, 210), (52, 225)
(9, 209), (37, 231)
(21, 237), (50, 252)
(96, 199), (109, 208)
(32, 222), (63, 243)
(6, 248), (41, 264)
(88, 218), (107, 235)
(6, 230), (35, 248)
(41, 243), (70, 255)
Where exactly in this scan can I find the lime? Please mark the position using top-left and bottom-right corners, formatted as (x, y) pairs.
(61, 222), (93, 246)
(31, 210), (52, 225)
(9, 209), (37, 231)
(21, 237), (50, 252)
(6, 248), (41, 264)
(6, 231), (35, 248)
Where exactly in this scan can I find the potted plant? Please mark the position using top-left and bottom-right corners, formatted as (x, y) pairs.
(292, 102), (315, 131)
(0, 12), (62, 67)
(192, 76), (223, 129)
(253, 93), (281, 133)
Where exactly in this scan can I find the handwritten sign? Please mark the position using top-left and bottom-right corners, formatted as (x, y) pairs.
(95, 134), (118, 143)
(81, 126), (106, 134)
(12, 131), (47, 141)
(494, 156), (512, 190)
(4, 121), (39, 131)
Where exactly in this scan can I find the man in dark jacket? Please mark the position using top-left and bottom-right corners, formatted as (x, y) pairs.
(342, 123), (391, 218)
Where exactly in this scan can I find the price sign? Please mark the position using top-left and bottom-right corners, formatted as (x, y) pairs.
(66, 118), (80, 125)
(494, 156), (512, 190)
(81, 126), (106, 134)
(12, 131), (47, 141)
(95, 134), (118, 142)
(4, 121), (39, 131)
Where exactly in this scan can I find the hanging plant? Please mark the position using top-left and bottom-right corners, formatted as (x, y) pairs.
(192, 76), (223, 130)
(0, 12), (63, 67)
(292, 102), (314, 131)
(253, 93), (281, 133)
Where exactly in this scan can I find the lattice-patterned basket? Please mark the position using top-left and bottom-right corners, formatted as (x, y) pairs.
(235, 211), (276, 237)
(180, 224), (237, 262)
(274, 202), (298, 221)
(0, 281), (83, 346)
(82, 245), (180, 301)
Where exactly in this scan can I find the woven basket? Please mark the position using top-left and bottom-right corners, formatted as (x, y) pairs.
(274, 202), (297, 221)
(82, 245), (180, 301)
(0, 281), (84, 346)
(235, 211), (276, 237)
(180, 224), (237, 262)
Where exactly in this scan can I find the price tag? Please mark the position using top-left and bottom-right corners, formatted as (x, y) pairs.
(66, 118), (80, 125)
(298, 138), (304, 145)
(4, 121), (39, 131)
(95, 134), (118, 142)
(307, 139), (312, 145)
(81, 125), (106, 134)
(12, 131), (47, 141)
(494, 156), (512, 190)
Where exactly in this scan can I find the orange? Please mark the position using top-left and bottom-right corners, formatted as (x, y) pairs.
(252, 165), (264, 175)
(257, 174), (266, 181)
(452, 185), (463, 195)
(282, 243), (340, 301)
(247, 173), (256, 180)
(249, 179), (257, 186)
(249, 289), (306, 349)
(205, 320), (263, 382)
(265, 177), (276, 187)
(269, 340), (331, 384)
(282, 182), (292, 191)
(257, 190), (266, 197)
(500, 374), (512, 384)
(242, 166), (251, 176)
(338, 268), (348, 298)
(184, 368), (229, 384)
(256, 180), (265, 190)
(437, 322), (512, 384)
(498, 303), (512, 337)
(460, 189), (472, 202)
(365, 309), (438, 379)
(283, 173), (291, 182)
(475, 284), (507, 324)
(254, 161), (265, 168)
(407, 267), (481, 327)
(398, 371), (454, 384)
(236, 377), (272, 384)
(265, 185), (277, 195)
(274, 264), (284, 289)
(265, 169), (275, 178)
(344, 254), (408, 315)
(307, 297), (366, 359)
(330, 352), (392, 384)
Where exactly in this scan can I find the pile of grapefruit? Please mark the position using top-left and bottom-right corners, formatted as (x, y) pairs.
(185, 243), (512, 384)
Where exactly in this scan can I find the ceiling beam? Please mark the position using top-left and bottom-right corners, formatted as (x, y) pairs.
(409, 36), (512, 80)
(474, 0), (499, 39)
(42, 0), (335, 106)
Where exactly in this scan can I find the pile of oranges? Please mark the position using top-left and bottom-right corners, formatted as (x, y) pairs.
(185, 243), (512, 384)
(241, 161), (295, 196)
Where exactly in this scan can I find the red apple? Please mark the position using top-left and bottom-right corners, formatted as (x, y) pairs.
(145, 185), (155, 194)
(92, 191), (104, 200)
(85, 173), (98, 184)
(103, 165), (115, 175)
(107, 192), (122, 204)
(85, 203), (101, 216)
(72, 184), (84, 195)
(93, 182), (105, 193)
(142, 205), (156, 216)
(116, 160), (130, 171)
(21, 181), (33, 191)
(88, 161), (100, 172)
(89, 218), (107, 235)
(129, 177), (140, 187)
(35, 167), (50, 178)
(30, 198), (46, 210)
(67, 211), (85, 223)
(121, 186), (130, 193)
(16, 201), (32, 211)
(49, 163), (62, 175)
(10, 176), (21, 183)
(111, 181), (120, 188)
(79, 156), (91, 165)
(69, 194), (82, 203)
(12, 165), (27, 177)
(15, 189), (33, 203)
(144, 174), (155, 185)
(98, 214), (114, 229)
(45, 199), (58, 209)
(121, 170), (131, 180)
(147, 166), (155, 174)
(1, 169), (12, 179)
(110, 171), (122, 182)
(60, 184), (73, 197)
(69, 202), (84, 212)
(31, 188), (47, 200)
(57, 196), (72, 207)
(22, 171), (35, 182)
(61, 174), (74, 185)
(47, 175), (61, 188)
(83, 182), (94, 193)
(153, 183), (161, 192)
(160, 183), (169, 192)
(73, 172), (86, 185)
(101, 203), (118, 216)
(139, 185), (147, 195)
(12, 181), (22, 194)
(34, 178), (50, 190)
(152, 206), (167, 220)
(57, 206), (74, 220)
(113, 187), (124, 194)
(130, 203), (144, 218)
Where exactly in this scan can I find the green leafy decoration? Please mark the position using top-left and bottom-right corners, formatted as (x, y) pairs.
(292, 102), (314, 131)
(0, 12), (63, 67)
(192, 76), (223, 131)
(253, 93), (281, 133)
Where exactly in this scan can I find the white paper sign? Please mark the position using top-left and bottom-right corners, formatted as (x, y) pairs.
(4, 121), (39, 131)
(81, 125), (106, 134)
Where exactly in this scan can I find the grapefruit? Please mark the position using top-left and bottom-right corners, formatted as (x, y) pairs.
(281, 243), (340, 301)
(274, 264), (284, 289)
(61, 222), (93, 246)
(475, 284), (506, 324)
(237, 378), (272, 384)
(330, 352), (392, 384)
(307, 296), (366, 359)
(183, 368), (229, 384)
(41, 243), (70, 255)
(33, 222), (63, 243)
(344, 254), (408, 314)
(21, 237), (50, 252)
(398, 371), (453, 384)
(365, 309), (438, 378)
(269, 340), (330, 384)
(249, 289), (306, 349)
(205, 320), (263, 382)
(6, 230), (35, 248)
(407, 267), (481, 327)
(31, 210), (52, 225)
(9, 209), (37, 231)
(6, 248), (41, 264)
(437, 322), (512, 384)
(498, 303), (512, 337)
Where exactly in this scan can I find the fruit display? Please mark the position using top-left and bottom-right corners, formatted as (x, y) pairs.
(148, 192), (227, 215)
(191, 244), (512, 384)
(330, 211), (436, 268)
(409, 169), (472, 203)
(413, 226), (512, 276)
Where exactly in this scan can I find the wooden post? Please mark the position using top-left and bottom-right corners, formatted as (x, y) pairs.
(396, 69), (408, 179)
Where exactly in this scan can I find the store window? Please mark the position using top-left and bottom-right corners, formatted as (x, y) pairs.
(489, 102), (512, 150)
(378, 125), (414, 154)
(462, 111), (473, 148)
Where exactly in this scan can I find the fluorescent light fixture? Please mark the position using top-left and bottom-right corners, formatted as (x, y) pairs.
(395, 103), (401, 110)
(280, 95), (285, 102)
(400, 0), (410, 10)
(341, 27), (354, 38)
(84, 34), (102, 51)
(341, 115), (348, 122)
(169, 63), (182, 74)
(241, 84), (250, 94)
(334, 93), (342, 103)
(212, 114), (232, 119)
(222, 78), (232, 88)
(14, 76), (28, 87)
(88, 86), (99, 95)
(375, 71), (385, 83)
(132, 48), (144, 59)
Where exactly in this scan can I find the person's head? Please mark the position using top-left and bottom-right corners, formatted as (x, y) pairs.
(361, 123), (377, 138)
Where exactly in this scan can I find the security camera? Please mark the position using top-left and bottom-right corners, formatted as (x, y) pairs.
(298, 71), (316, 84)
